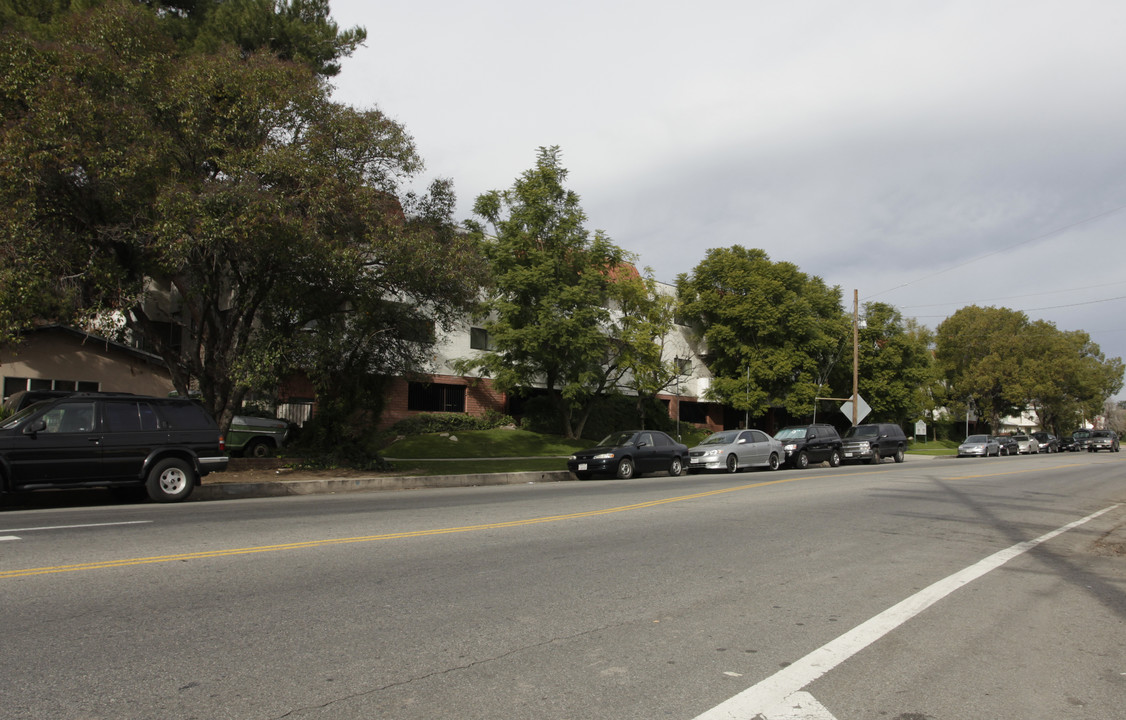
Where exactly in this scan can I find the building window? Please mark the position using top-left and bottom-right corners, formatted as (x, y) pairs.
(2, 377), (99, 402)
(470, 327), (494, 351)
(407, 382), (466, 413)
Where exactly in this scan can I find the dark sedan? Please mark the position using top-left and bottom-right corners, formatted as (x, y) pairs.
(995, 435), (1019, 456)
(1032, 431), (1059, 453)
(567, 430), (689, 480)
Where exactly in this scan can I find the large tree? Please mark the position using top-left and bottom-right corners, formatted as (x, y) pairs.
(849, 302), (937, 426)
(0, 1), (484, 432)
(935, 306), (1123, 434)
(456, 146), (659, 439)
(677, 246), (847, 420)
(0, 0), (365, 76)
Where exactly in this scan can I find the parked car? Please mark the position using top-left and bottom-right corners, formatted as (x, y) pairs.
(995, 435), (1019, 456)
(1057, 435), (1079, 452)
(1012, 434), (1040, 454)
(1031, 432), (1058, 453)
(0, 392), (228, 502)
(958, 434), (1000, 457)
(1086, 430), (1120, 452)
(774, 424), (843, 469)
(567, 430), (689, 480)
(227, 415), (291, 458)
(840, 423), (907, 464)
(1072, 429), (1094, 451)
(687, 429), (783, 473)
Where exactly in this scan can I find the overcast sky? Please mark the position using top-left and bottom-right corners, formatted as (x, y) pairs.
(327, 0), (1126, 401)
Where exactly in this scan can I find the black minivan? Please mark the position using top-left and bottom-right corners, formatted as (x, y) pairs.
(0, 393), (227, 502)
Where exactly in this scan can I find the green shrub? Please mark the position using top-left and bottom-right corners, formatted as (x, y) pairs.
(517, 393), (676, 441)
(387, 411), (516, 436)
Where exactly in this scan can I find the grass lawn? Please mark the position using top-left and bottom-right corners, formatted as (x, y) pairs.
(908, 439), (960, 455)
(382, 428), (591, 460)
(385, 457), (570, 475)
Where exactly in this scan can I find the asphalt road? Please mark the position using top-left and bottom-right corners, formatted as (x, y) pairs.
(2, 452), (1124, 719)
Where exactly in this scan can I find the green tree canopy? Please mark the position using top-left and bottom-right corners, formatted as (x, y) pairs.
(846, 302), (937, 426)
(456, 146), (660, 439)
(677, 246), (847, 420)
(0, 1), (483, 432)
(0, 0), (365, 76)
(935, 306), (1123, 434)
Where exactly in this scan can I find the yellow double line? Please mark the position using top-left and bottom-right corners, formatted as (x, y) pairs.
(3, 476), (805, 579)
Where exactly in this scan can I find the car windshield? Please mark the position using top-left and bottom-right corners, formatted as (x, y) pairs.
(965, 435), (990, 443)
(844, 426), (878, 438)
(1074, 430), (1091, 438)
(0, 403), (43, 430)
(597, 432), (638, 448)
(774, 427), (808, 440)
(1012, 435), (1029, 441)
(701, 431), (740, 445)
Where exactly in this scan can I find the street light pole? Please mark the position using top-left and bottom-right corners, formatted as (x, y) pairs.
(852, 289), (859, 427)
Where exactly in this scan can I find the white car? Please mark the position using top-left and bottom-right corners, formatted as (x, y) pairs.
(687, 429), (783, 473)
(1012, 434), (1040, 454)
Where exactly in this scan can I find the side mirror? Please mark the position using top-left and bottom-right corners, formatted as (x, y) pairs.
(24, 419), (47, 435)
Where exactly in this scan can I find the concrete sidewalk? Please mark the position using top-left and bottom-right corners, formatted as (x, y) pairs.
(194, 469), (573, 501)
(192, 454), (951, 502)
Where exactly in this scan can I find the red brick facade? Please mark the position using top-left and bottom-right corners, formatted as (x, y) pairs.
(379, 374), (508, 430)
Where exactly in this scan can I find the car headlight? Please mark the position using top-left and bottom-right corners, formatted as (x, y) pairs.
(783, 443), (797, 451)
(857, 441), (870, 451)
(593, 452), (616, 460)
(704, 449), (722, 456)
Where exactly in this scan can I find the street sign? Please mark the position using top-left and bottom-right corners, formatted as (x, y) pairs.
(840, 396), (871, 426)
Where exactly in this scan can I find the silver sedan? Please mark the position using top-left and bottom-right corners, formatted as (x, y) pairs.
(687, 429), (783, 473)
(958, 435), (1001, 457)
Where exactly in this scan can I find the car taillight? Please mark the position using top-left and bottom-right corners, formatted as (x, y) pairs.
(219, 435), (226, 451)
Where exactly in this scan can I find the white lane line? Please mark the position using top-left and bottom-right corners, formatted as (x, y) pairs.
(764, 691), (838, 719)
(1, 536), (20, 542)
(693, 503), (1121, 720)
(0, 521), (152, 534)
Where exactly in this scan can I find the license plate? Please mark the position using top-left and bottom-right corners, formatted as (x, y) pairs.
(844, 452), (854, 457)
(578, 463), (588, 471)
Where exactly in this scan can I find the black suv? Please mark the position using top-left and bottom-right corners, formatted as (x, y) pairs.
(0, 393), (228, 503)
(840, 422), (907, 464)
(774, 424), (842, 469)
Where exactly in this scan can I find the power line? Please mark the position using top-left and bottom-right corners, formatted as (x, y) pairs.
(864, 202), (1126, 301)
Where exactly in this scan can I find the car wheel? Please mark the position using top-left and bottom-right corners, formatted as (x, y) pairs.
(768, 453), (780, 471)
(829, 450), (841, 467)
(726, 454), (739, 473)
(894, 447), (905, 463)
(616, 457), (635, 479)
(244, 438), (273, 459)
(868, 449), (881, 465)
(795, 451), (809, 469)
(145, 458), (195, 503)
(669, 456), (684, 477)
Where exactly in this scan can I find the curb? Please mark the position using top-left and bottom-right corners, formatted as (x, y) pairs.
(194, 470), (574, 501)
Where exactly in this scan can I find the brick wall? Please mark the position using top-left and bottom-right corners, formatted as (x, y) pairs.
(380, 374), (507, 430)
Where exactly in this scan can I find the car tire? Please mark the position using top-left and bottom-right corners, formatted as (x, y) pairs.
(768, 453), (780, 470)
(244, 438), (273, 459)
(894, 447), (905, 463)
(795, 451), (809, 469)
(726, 454), (739, 473)
(829, 450), (841, 467)
(868, 449), (881, 465)
(616, 458), (635, 479)
(669, 456), (684, 477)
(145, 458), (196, 503)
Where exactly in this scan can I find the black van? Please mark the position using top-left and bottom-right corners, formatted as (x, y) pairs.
(841, 423), (907, 464)
(774, 424), (843, 469)
(0, 393), (227, 502)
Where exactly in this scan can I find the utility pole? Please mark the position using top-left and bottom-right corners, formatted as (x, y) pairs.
(852, 289), (859, 427)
